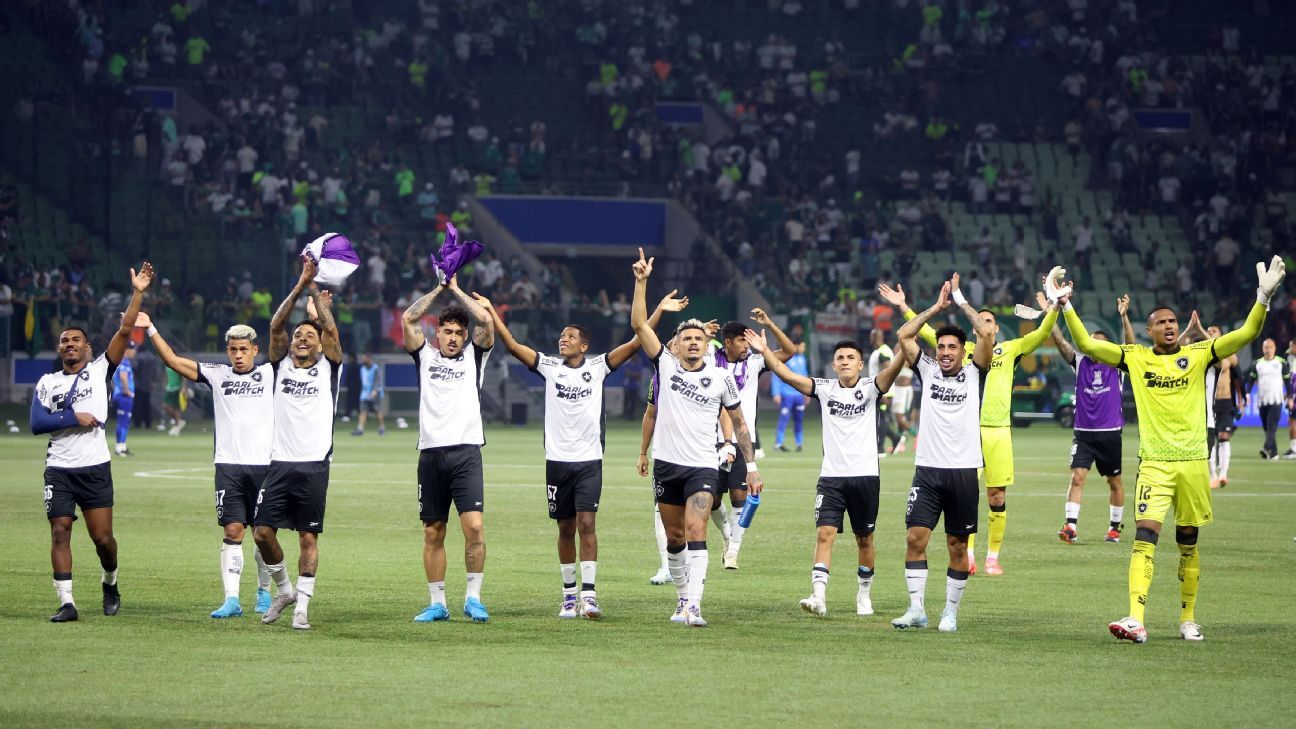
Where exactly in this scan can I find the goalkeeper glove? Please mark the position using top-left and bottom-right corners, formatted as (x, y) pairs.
(1256, 255), (1287, 307)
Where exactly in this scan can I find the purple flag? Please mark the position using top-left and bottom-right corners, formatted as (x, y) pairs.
(429, 222), (484, 283)
(303, 232), (361, 287)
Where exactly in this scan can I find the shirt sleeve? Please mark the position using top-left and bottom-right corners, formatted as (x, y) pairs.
(721, 371), (741, 409)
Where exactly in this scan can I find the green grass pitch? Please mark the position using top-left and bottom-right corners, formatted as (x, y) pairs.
(1, 417), (1293, 727)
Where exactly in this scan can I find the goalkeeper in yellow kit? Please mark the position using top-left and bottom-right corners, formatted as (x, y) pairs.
(880, 276), (1058, 576)
(1060, 256), (1286, 643)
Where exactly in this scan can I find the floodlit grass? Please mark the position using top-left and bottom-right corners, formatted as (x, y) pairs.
(1, 417), (1293, 727)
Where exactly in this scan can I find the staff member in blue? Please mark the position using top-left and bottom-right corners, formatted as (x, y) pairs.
(352, 353), (385, 436)
(773, 338), (809, 452)
(112, 342), (137, 456)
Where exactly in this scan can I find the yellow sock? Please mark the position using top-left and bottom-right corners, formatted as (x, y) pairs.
(967, 533), (975, 561)
(1178, 544), (1200, 624)
(987, 509), (1006, 557)
(1129, 540), (1156, 622)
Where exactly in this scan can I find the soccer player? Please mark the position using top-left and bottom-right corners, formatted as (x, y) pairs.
(138, 307), (275, 618)
(31, 262), (151, 622)
(709, 309), (796, 569)
(111, 342), (136, 456)
(253, 257), (344, 630)
(882, 278), (1059, 575)
(1249, 338), (1291, 460)
(747, 328), (906, 617)
(481, 288), (685, 618)
(772, 339), (808, 452)
(351, 353), (385, 436)
(888, 362), (916, 455)
(1180, 314), (1248, 486)
(401, 275), (495, 624)
(163, 364), (189, 435)
(1062, 256), (1285, 643)
(1050, 293), (1134, 543)
(891, 278), (994, 633)
(632, 248), (762, 627)
(866, 329), (901, 456)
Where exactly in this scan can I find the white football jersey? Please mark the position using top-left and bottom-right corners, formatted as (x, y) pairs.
(811, 376), (880, 477)
(708, 344), (766, 431)
(914, 353), (984, 469)
(1254, 357), (1287, 405)
(271, 356), (340, 462)
(36, 354), (113, 468)
(197, 362), (274, 465)
(651, 349), (740, 469)
(415, 341), (490, 450)
(534, 351), (611, 462)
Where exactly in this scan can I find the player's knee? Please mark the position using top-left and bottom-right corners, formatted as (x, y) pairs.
(905, 530), (927, 551)
(575, 513), (596, 535)
(556, 518), (576, 538)
(1069, 471), (1086, 489)
(224, 523), (245, 542)
(90, 531), (116, 549)
(1134, 526), (1159, 545)
(49, 520), (73, 543)
(855, 532), (874, 549)
(1175, 527), (1198, 546)
(816, 526), (837, 544)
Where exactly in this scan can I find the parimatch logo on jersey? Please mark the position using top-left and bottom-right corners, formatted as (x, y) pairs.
(280, 378), (319, 396)
(826, 399), (870, 418)
(1142, 372), (1188, 390)
(221, 380), (266, 397)
(555, 383), (593, 401)
(427, 364), (465, 381)
(928, 382), (967, 403)
(668, 374), (714, 405)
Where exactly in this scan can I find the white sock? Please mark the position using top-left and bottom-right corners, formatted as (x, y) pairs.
(254, 548), (271, 591)
(220, 541), (243, 600)
(857, 566), (874, 599)
(428, 580), (446, 607)
(1208, 443), (1218, 478)
(579, 560), (596, 597)
(811, 563), (829, 600)
(1218, 441), (1231, 478)
(710, 505), (730, 542)
(1289, 438), (1296, 452)
(654, 506), (669, 570)
(102, 568), (117, 587)
(1064, 501), (1081, 522)
(465, 572), (483, 601)
(667, 546), (688, 598)
(686, 544), (708, 607)
(1110, 505), (1124, 525)
(54, 577), (74, 606)
(265, 561), (294, 595)
(295, 575), (315, 613)
(945, 570), (968, 613)
(728, 505), (746, 551)
(560, 562), (577, 596)
(905, 566), (927, 611)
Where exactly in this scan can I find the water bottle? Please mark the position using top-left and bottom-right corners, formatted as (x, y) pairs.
(737, 492), (762, 528)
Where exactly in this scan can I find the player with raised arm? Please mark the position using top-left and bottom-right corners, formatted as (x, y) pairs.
(137, 298), (276, 618)
(632, 248), (762, 627)
(1051, 293), (1133, 544)
(891, 278), (995, 633)
(1062, 257), (1285, 643)
(481, 287), (686, 618)
(748, 327), (906, 617)
(403, 275), (495, 624)
(253, 257), (344, 631)
(32, 262), (151, 622)
(882, 275), (1058, 575)
(709, 309), (795, 569)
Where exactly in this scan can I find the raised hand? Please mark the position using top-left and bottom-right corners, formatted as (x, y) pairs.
(750, 307), (772, 326)
(471, 291), (494, 312)
(133, 311), (153, 329)
(632, 246), (655, 281)
(1035, 291), (1049, 309)
(935, 280), (952, 309)
(131, 262), (154, 293)
(1043, 265), (1072, 302)
(658, 289), (689, 312)
(1257, 255), (1287, 302)
(1117, 293), (1130, 317)
(299, 255), (319, 285)
(448, 274), (461, 291)
(950, 272), (961, 292)
(743, 328), (769, 354)
(878, 283), (906, 307)
(703, 319), (720, 338)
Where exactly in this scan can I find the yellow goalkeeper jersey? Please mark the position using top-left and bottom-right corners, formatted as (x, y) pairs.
(1117, 340), (1216, 461)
